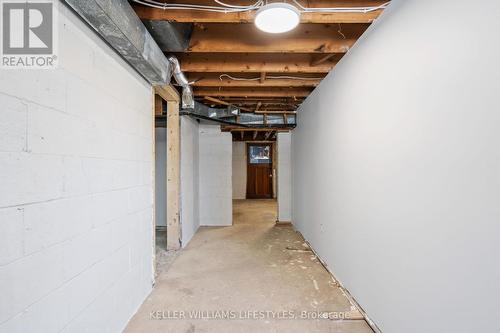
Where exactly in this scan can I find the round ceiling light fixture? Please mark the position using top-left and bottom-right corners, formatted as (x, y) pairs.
(254, 3), (301, 34)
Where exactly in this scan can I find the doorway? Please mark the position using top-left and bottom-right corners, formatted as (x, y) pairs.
(246, 143), (274, 199)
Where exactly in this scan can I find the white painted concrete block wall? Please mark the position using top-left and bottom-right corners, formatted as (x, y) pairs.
(0, 5), (153, 333)
(180, 117), (200, 246)
(292, 1), (500, 332)
(198, 124), (232, 226)
(232, 142), (247, 199)
(277, 133), (292, 222)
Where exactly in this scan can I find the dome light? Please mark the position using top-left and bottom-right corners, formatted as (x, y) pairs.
(254, 3), (301, 34)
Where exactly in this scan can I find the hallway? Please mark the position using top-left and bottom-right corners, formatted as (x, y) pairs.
(124, 200), (373, 333)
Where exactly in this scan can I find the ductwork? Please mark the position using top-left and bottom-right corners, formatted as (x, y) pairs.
(62, 0), (194, 108)
(178, 101), (296, 128)
(167, 56), (194, 109)
(142, 20), (192, 52)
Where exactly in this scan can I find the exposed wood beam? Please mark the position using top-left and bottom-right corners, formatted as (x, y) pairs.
(177, 53), (339, 73)
(155, 85), (180, 102)
(311, 53), (337, 66)
(233, 102), (299, 105)
(155, 85), (181, 249)
(240, 131), (244, 140)
(166, 99), (180, 250)
(194, 88), (312, 98)
(264, 130), (274, 140)
(228, 127), (291, 132)
(203, 96), (253, 112)
(186, 23), (369, 53)
(240, 103), (300, 107)
(132, 1), (386, 23)
(255, 111), (297, 114)
(190, 73), (322, 87)
(199, 97), (306, 103)
(253, 131), (258, 140)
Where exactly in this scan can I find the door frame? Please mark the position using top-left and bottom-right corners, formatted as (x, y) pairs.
(246, 142), (274, 199)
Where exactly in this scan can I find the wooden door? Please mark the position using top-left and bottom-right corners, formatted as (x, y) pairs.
(246, 143), (273, 199)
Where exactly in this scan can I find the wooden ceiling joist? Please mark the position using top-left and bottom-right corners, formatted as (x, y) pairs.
(194, 87), (311, 98)
(139, 2), (390, 128)
(186, 23), (369, 53)
(228, 127), (291, 132)
(254, 111), (297, 114)
(233, 100), (300, 104)
(177, 53), (339, 73)
(190, 73), (323, 87)
(311, 53), (338, 66)
(202, 97), (305, 103)
(203, 96), (253, 111)
(195, 102), (302, 110)
(132, 1), (386, 23)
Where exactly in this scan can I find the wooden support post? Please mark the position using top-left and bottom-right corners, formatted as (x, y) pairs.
(166, 98), (181, 250)
(155, 85), (181, 250)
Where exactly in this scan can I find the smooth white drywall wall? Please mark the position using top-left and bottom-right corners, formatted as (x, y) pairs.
(277, 133), (291, 222)
(0, 5), (153, 333)
(232, 142), (247, 199)
(198, 124), (232, 226)
(180, 117), (200, 246)
(155, 128), (167, 227)
(292, 1), (500, 332)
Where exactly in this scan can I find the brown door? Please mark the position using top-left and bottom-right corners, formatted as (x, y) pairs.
(246, 143), (273, 198)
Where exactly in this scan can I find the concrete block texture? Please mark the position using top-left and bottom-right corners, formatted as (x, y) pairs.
(198, 124), (232, 226)
(0, 4), (153, 333)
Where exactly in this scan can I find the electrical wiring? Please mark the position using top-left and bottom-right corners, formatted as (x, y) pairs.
(214, 0), (263, 9)
(291, 0), (390, 13)
(132, 0), (391, 14)
(219, 74), (323, 81)
(132, 0), (263, 12)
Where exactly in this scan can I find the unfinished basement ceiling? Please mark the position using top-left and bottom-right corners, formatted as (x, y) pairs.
(133, 0), (389, 137)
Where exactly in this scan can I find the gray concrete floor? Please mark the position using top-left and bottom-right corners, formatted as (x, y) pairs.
(124, 199), (373, 333)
